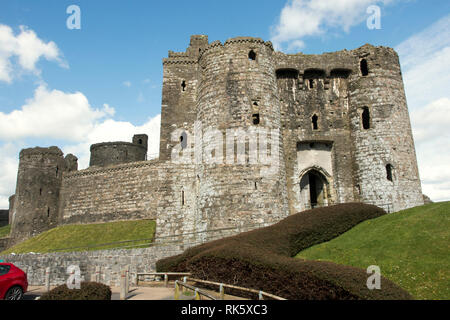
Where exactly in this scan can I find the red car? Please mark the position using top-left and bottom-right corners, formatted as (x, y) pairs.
(0, 263), (28, 300)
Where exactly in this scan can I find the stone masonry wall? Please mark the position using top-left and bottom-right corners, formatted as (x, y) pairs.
(59, 160), (197, 240)
(0, 244), (189, 286)
(89, 141), (147, 168)
(7, 36), (424, 248)
(0, 238), (9, 252)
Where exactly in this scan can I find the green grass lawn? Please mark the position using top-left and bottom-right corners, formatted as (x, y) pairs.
(1, 219), (156, 255)
(296, 202), (449, 300)
(0, 225), (11, 238)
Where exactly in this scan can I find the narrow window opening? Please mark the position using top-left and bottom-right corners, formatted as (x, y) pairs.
(309, 79), (314, 89)
(248, 50), (256, 61)
(312, 114), (318, 130)
(181, 80), (186, 92)
(386, 164), (393, 182)
(360, 59), (369, 76)
(56, 166), (59, 177)
(180, 131), (187, 149)
(47, 207), (50, 217)
(362, 107), (370, 130)
(39, 188), (42, 196)
(181, 190), (185, 206)
(254, 182), (257, 190)
(138, 139), (143, 145)
(252, 113), (260, 125)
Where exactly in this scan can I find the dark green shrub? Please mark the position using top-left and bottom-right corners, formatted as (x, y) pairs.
(39, 282), (112, 300)
(157, 203), (412, 300)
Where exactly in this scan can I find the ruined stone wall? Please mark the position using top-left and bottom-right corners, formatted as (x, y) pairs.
(159, 35), (208, 161)
(9, 147), (67, 245)
(7, 36), (424, 247)
(89, 141), (147, 168)
(0, 244), (189, 286)
(59, 160), (197, 239)
(0, 238), (9, 252)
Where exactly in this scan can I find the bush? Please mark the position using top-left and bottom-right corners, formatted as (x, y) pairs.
(39, 282), (112, 300)
(156, 203), (412, 300)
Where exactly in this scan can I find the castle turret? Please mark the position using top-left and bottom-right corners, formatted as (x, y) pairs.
(89, 134), (148, 167)
(348, 45), (423, 211)
(9, 147), (67, 245)
(159, 35), (209, 161)
(195, 37), (290, 231)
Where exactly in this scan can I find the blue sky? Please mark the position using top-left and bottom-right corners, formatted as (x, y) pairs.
(0, 0), (449, 207)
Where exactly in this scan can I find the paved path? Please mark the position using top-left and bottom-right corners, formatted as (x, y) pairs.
(24, 285), (176, 300)
(25, 285), (247, 300)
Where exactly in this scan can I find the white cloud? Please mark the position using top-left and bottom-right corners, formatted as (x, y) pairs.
(0, 84), (110, 141)
(0, 84), (161, 208)
(397, 14), (450, 202)
(409, 98), (450, 144)
(123, 81), (131, 87)
(63, 115), (161, 170)
(270, 0), (397, 51)
(410, 98), (450, 202)
(396, 14), (450, 110)
(0, 24), (66, 83)
(0, 143), (21, 208)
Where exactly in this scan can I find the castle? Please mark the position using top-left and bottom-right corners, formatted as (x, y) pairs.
(7, 35), (424, 246)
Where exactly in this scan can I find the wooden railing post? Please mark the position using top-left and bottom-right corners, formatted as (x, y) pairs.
(125, 265), (130, 293)
(45, 267), (50, 292)
(258, 290), (264, 300)
(164, 273), (168, 287)
(174, 280), (180, 300)
(120, 270), (126, 300)
(219, 283), (224, 300)
(194, 288), (201, 300)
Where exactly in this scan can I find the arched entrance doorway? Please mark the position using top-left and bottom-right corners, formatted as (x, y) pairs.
(300, 169), (330, 209)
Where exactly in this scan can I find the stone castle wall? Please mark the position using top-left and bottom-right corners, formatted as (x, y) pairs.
(6, 35), (424, 246)
(348, 45), (423, 211)
(0, 244), (188, 286)
(9, 147), (67, 245)
(89, 134), (148, 168)
(59, 160), (197, 239)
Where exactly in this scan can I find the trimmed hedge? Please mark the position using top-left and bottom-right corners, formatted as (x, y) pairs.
(156, 203), (412, 300)
(39, 282), (112, 300)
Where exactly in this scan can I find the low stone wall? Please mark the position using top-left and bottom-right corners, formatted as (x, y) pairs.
(0, 238), (9, 252)
(0, 243), (191, 287)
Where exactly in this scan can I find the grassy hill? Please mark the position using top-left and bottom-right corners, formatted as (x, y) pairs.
(0, 225), (10, 238)
(1, 219), (156, 255)
(296, 202), (449, 300)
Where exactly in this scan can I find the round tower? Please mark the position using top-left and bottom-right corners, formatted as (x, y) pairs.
(348, 44), (423, 211)
(9, 147), (66, 245)
(89, 135), (147, 168)
(194, 37), (289, 234)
